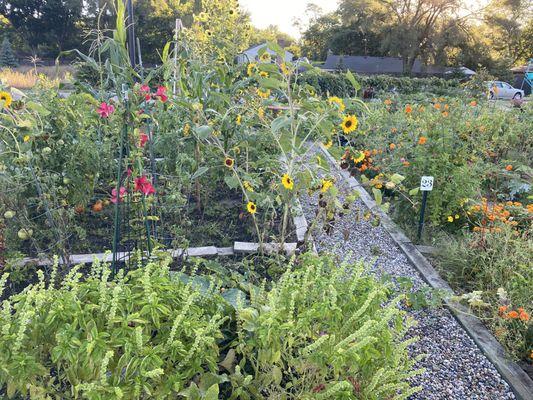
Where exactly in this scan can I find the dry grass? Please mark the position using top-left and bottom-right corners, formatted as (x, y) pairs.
(0, 65), (74, 89)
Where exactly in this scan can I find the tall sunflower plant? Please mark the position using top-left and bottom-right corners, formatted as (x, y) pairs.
(235, 43), (368, 246)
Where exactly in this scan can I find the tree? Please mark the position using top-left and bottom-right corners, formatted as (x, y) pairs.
(0, 36), (17, 67)
(0, 0), (84, 54)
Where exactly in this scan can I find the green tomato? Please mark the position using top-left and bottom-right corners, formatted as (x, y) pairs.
(17, 228), (33, 240)
(42, 147), (52, 155)
(3, 210), (16, 219)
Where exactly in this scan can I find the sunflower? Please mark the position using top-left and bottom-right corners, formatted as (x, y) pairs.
(256, 88), (271, 99)
(247, 63), (257, 77)
(320, 179), (333, 193)
(247, 201), (257, 214)
(323, 139), (332, 149)
(259, 71), (269, 78)
(224, 157), (234, 168)
(352, 151), (365, 163)
(280, 62), (290, 75)
(259, 52), (271, 62)
(340, 115), (358, 134)
(243, 181), (254, 192)
(328, 96), (345, 112)
(281, 173), (294, 190)
(236, 114), (242, 125)
(0, 91), (12, 108)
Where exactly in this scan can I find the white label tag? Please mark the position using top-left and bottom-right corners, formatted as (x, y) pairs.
(420, 176), (434, 191)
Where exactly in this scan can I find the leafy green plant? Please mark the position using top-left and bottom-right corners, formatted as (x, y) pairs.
(232, 252), (423, 399)
(0, 256), (227, 399)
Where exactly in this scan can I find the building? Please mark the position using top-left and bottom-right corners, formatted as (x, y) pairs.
(510, 64), (532, 96)
(320, 54), (447, 76)
(236, 43), (293, 64)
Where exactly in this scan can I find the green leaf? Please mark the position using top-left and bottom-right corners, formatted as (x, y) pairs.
(224, 175), (239, 190)
(221, 288), (246, 309)
(409, 187), (420, 196)
(194, 125), (213, 139)
(204, 384), (219, 400)
(258, 77), (283, 89)
(346, 70), (361, 92)
(271, 116), (291, 133)
(272, 365), (282, 385)
(191, 166), (209, 180)
(390, 173), (405, 184)
(372, 188), (383, 206)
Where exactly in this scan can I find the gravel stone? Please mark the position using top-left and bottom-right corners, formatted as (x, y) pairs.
(298, 147), (516, 400)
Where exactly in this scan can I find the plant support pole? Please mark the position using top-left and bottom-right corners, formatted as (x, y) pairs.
(417, 190), (428, 242)
(125, 0), (136, 68)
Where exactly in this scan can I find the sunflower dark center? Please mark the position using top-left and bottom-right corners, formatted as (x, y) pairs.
(345, 120), (352, 128)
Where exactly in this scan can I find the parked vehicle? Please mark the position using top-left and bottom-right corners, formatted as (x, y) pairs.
(486, 81), (525, 99)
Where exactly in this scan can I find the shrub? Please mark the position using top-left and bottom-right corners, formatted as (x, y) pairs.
(233, 253), (423, 399)
(0, 252), (422, 399)
(298, 70), (461, 98)
(0, 37), (18, 68)
(437, 226), (532, 362)
(0, 257), (226, 398)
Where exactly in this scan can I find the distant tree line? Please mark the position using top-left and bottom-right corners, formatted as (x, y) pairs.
(0, 0), (299, 64)
(300, 0), (533, 75)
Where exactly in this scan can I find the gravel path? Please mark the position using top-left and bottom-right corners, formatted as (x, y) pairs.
(299, 146), (516, 400)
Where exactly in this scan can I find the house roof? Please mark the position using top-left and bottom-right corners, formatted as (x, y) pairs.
(243, 43), (293, 57)
(321, 55), (445, 75)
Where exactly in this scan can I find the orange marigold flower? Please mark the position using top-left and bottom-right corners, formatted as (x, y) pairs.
(389, 143), (396, 150)
(384, 98), (392, 105)
(418, 136), (427, 145)
(507, 310), (519, 319)
(442, 111), (449, 117)
(434, 103), (441, 110)
(505, 165), (513, 171)
(405, 104), (413, 113)
(470, 100), (477, 106)
(519, 310), (530, 322)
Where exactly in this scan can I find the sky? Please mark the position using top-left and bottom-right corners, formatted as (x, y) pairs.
(239, 0), (491, 39)
(239, 0), (339, 39)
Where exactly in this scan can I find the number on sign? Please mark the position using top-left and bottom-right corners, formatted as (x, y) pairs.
(420, 176), (434, 191)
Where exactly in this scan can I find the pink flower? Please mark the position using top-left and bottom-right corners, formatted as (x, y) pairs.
(126, 168), (132, 177)
(110, 187), (127, 204)
(156, 86), (168, 103)
(134, 176), (156, 196)
(139, 132), (149, 148)
(97, 102), (115, 118)
(140, 84), (150, 93)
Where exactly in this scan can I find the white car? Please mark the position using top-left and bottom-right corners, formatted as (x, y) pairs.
(486, 81), (525, 100)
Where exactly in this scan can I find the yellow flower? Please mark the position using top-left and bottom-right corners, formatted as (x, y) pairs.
(183, 123), (191, 136)
(455, 214), (460, 220)
(247, 201), (257, 214)
(341, 115), (358, 134)
(259, 71), (269, 78)
(353, 151), (365, 163)
(320, 179), (333, 193)
(0, 91), (12, 108)
(23, 135), (30, 142)
(256, 88), (271, 99)
(258, 107), (265, 118)
(323, 139), (332, 149)
(224, 157), (234, 168)
(236, 115), (242, 125)
(243, 181), (254, 192)
(281, 173), (294, 190)
(247, 63), (257, 77)
(259, 52), (271, 62)
(328, 96), (345, 112)
(280, 62), (290, 75)
(447, 216), (454, 222)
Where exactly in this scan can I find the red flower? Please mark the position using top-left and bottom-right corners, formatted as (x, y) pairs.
(97, 102), (115, 118)
(110, 187), (127, 204)
(134, 176), (156, 196)
(139, 132), (149, 148)
(156, 86), (168, 102)
(140, 84), (150, 93)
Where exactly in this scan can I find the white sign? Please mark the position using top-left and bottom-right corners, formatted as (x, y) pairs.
(420, 176), (434, 191)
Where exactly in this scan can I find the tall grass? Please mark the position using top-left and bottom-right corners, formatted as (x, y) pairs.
(0, 65), (74, 89)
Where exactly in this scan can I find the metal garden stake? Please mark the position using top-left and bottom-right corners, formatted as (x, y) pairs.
(417, 176), (434, 242)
